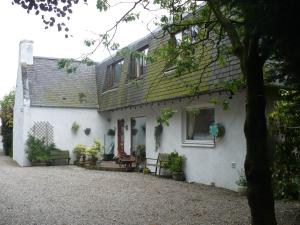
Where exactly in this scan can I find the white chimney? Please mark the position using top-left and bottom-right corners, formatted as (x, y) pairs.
(19, 40), (33, 65)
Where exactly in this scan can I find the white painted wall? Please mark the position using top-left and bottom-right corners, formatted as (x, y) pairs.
(110, 91), (247, 190)
(24, 107), (107, 165)
(13, 41), (32, 166)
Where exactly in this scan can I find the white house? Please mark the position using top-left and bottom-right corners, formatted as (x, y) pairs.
(13, 34), (277, 191)
(13, 40), (106, 167)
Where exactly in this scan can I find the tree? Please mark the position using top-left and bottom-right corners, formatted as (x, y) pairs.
(0, 90), (15, 157)
(12, 1), (300, 224)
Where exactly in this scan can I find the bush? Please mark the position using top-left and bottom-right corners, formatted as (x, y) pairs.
(0, 90), (15, 157)
(269, 90), (300, 199)
(86, 139), (103, 159)
(166, 152), (184, 173)
(73, 144), (87, 159)
(25, 135), (56, 162)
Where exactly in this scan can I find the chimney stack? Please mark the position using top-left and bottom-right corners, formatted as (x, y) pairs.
(19, 40), (33, 65)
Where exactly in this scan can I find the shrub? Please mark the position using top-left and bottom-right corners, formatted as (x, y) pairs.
(269, 90), (300, 199)
(25, 135), (55, 162)
(166, 152), (184, 173)
(0, 90), (15, 157)
(86, 139), (103, 159)
(73, 144), (87, 159)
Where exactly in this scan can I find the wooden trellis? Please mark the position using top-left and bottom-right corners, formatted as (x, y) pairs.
(29, 121), (54, 145)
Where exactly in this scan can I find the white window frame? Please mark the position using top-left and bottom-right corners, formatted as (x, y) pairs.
(182, 105), (215, 148)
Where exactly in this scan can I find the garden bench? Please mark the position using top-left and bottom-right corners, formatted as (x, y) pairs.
(49, 149), (70, 165)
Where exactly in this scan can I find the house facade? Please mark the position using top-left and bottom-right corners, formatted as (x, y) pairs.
(13, 40), (105, 167)
(13, 32), (277, 190)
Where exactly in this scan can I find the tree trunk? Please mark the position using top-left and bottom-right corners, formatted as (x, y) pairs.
(242, 52), (277, 225)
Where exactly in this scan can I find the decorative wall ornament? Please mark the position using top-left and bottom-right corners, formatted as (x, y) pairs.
(84, 128), (91, 135)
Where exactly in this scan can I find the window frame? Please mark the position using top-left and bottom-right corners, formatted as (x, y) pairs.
(130, 46), (149, 80)
(104, 59), (124, 90)
(164, 26), (198, 75)
(182, 105), (216, 148)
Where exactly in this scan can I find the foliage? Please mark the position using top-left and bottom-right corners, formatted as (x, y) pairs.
(86, 139), (103, 159)
(166, 152), (184, 173)
(155, 108), (176, 150)
(0, 90), (15, 156)
(107, 129), (115, 136)
(25, 135), (56, 162)
(269, 90), (300, 200)
(136, 144), (146, 161)
(156, 108), (176, 126)
(236, 169), (247, 187)
(71, 121), (80, 134)
(154, 124), (163, 150)
(73, 144), (87, 159)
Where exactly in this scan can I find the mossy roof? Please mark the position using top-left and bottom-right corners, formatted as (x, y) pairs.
(24, 57), (98, 108)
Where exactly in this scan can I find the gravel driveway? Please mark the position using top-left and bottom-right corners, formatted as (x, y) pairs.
(0, 154), (299, 225)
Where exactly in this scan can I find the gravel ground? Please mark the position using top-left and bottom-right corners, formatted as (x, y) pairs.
(0, 154), (299, 225)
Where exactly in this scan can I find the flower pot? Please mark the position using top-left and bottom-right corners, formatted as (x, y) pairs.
(90, 157), (97, 165)
(172, 171), (185, 181)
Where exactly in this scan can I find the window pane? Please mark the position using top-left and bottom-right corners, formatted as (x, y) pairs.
(114, 60), (123, 84)
(186, 108), (214, 140)
(191, 25), (199, 43)
(175, 32), (182, 45)
(105, 65), (113, 88)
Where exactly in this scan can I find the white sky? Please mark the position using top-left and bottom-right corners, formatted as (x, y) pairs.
(0, 0), (162, 99)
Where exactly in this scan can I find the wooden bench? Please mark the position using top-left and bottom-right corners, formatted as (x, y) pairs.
(48, 149), (70, 165)
(145, 153), (169, 176)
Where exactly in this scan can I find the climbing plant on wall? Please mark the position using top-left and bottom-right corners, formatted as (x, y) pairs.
(0, 90), (15, 157)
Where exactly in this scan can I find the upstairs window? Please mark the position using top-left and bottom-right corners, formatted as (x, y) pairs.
(105, 60), (124, 90)
(130, 46), (148, 79)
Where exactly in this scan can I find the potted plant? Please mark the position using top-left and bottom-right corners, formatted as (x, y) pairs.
(84, 128), (91, 135)
(107, 129), (115, 136)
(73, 144), (87, 162)
(236, 169), (247, 195)
(167, 152), (185, 181)
(71, 121), (80, 134)
(86, 139), (103, 165)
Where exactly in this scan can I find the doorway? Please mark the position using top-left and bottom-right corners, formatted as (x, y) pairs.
(130, 117), (146, 155)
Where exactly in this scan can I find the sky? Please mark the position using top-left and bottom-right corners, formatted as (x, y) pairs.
(0, 0), (162, 99)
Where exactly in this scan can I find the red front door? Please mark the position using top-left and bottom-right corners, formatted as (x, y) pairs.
(117, 119), (125, 155)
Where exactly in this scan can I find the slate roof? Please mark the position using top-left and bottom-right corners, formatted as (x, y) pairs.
(24, 57), (98, 108)
(96, 32), (241, 111)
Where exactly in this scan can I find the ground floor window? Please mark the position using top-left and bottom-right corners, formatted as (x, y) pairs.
(183, 107), (215, 146)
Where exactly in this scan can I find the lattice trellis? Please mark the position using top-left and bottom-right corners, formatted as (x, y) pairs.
(29, 121), (54, 145)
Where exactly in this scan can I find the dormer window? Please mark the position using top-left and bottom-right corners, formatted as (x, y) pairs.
(105, 60), (124, 90)
(130, 46), (148, 79)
